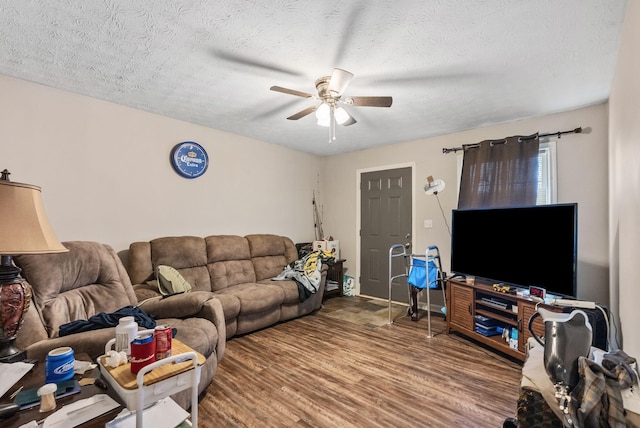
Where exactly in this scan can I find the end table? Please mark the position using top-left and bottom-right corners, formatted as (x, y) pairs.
(324, 259), (346, 299)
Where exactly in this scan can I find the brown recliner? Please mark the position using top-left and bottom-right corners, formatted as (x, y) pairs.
(13, 241), (225, 409)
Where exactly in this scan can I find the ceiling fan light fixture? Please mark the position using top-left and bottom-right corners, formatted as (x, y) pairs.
(334, 107), (349, 125)
(316, 103), (330, 127)
(317, 118), (330, 127)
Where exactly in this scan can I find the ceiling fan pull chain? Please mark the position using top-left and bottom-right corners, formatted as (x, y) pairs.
(330, 107), (336, 143)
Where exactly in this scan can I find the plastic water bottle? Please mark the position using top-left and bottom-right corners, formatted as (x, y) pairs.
(115, 316), (138, 357)
(509, 327), (519, 350)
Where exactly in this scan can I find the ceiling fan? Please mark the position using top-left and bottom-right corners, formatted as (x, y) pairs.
(270, 68), (393, 142)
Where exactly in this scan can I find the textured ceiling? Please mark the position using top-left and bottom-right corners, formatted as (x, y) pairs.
(0, 0), (628, 156)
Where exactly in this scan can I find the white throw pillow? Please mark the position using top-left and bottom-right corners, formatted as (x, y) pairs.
(156, 265), (192, 296)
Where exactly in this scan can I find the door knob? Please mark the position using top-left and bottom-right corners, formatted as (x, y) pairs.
(404, 242), (411, 249)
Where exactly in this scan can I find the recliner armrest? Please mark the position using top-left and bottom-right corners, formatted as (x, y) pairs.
(25, 328), (117, 361)
(137, 291), (226, 360)
(194, 298), (226, 362)
(136, 291), (214, 319)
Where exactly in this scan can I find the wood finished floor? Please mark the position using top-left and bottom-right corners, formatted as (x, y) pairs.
(199, 296), (522, 427)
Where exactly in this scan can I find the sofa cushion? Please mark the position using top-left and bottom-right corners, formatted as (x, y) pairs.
(174, 266), (212, 291)
(246, 234), (298, 281)
(207, 259), (256, 291)
(15, 241), (137, 338)
(151, 236), (206, 267)
(210, 293), (241, 320)
(127, 241), (153, 285)
(206, 235), (251, 262)
(214, 282), (285, 315)
(261, 278), (300, 304)
(205, 236), (255, 290)
(130, 242), (212, 295)
(148, 237), (213, 291)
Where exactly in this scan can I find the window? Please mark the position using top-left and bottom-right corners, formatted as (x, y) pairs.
(537, 140), (557, 205)
(456, 139), (557, 205)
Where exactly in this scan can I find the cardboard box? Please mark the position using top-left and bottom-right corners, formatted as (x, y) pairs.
(312, 240), (340, 258)
(312, 240), (327, 251)
(326, 240), (340, 259)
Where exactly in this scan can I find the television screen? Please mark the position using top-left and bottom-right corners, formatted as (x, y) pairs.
(450, 203), (577, 298)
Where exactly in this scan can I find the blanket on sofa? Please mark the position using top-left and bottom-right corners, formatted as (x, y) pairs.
(273, 250), (335, 302)
(59, 306), (156, 336)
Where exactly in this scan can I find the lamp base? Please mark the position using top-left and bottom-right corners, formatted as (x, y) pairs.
(0, 345), (26, 362)
(0, 260), (31, 363)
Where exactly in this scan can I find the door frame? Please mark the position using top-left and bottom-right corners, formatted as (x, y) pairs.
(355, 162), (416, 297)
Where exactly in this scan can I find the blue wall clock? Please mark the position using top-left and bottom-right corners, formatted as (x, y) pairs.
(170, 141), (209, 178)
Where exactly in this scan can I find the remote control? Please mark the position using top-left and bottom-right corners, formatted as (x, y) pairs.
(0, 403), (19, 420)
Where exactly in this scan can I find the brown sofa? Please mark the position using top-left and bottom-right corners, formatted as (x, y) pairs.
(126, 234), (326, 339)
(13, 241), (226, 408)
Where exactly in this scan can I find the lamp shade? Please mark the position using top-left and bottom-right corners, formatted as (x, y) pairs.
(0, 180), (67, 254)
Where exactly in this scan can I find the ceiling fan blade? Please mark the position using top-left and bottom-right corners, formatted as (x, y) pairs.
(328, 68), (354, 96)
(270, 86), (314, 99)
(211, 49), (303, 77)
(333, 7), (364, 65)
(286, 105), (317, 120)
(252, 99), (302, 120)
(347, 96), (393, 107)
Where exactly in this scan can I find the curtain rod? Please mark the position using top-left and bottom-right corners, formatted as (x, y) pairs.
(441, 127), (589, 154)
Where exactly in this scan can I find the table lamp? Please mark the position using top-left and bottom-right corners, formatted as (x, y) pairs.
(0, 169), (67, 362)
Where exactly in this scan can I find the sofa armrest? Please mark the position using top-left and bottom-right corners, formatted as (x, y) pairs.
(137, 291), (215, 319)
(195, 298), (226, 362)
(319, 263), (328, 296)
(137, 292), (226, 361)
(25, 328), (117, 361)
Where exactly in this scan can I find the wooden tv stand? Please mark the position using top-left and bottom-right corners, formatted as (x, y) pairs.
(446, 277), (561, 362)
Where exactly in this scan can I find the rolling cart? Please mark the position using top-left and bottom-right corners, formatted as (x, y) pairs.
(100, 332), (203, 428)
(388, 244), (447, 338)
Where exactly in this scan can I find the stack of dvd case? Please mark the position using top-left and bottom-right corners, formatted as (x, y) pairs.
(474, 314), (503, 336)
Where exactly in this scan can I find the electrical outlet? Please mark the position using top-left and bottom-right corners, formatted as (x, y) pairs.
(424, 219), (433, 229)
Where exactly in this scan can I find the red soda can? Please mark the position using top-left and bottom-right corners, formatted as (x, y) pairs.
(154, 325), (172, 360)
(130, 333), (155, 374)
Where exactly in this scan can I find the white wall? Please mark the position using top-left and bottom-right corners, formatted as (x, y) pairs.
(322, 104), (609, 305)
(609, 1), (640, 356)
(0, 74), (323, 254)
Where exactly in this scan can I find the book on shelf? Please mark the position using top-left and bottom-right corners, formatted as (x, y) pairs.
(474, 324), (503, 337)
(325, 280), (339, 291)
(480, 297), (509, 309)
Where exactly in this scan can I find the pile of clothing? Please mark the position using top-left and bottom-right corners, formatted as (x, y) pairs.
(273, 250), (336, 301)
(570, 350), (639, 427)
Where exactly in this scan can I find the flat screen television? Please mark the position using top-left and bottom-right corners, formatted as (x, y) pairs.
(450, 203), (578, 298)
